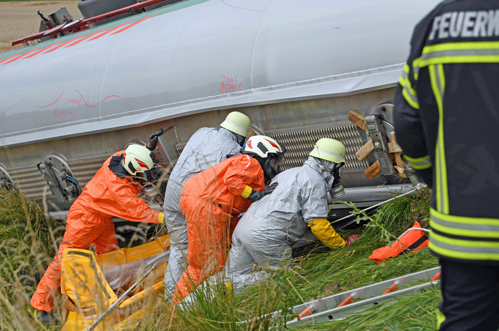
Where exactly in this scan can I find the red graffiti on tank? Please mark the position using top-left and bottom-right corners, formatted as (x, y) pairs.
(40, 90), (127, 117)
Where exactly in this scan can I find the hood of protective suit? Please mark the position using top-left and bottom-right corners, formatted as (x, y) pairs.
(75, 151), (160, 223)
(108, 154), (130, 178)
(166, 128), (242, 188)
(220, 127), (245, 147)
(303, 156), (335, 190)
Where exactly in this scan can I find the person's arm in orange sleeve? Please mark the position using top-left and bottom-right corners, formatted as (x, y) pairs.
(224, 155), (276, 202)
(224, 155), (261, 196)
(108, 182), (163, 223)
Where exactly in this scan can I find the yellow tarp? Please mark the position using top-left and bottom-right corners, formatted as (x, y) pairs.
(96, 235), (171, 269)
(61, 235), (170, 331)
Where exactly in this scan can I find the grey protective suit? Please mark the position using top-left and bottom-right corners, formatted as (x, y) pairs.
(163, 127), (242, 296)
(227, 156), (335, 291)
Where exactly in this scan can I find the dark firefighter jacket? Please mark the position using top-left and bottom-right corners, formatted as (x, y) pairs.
(394, 0), (499, 264)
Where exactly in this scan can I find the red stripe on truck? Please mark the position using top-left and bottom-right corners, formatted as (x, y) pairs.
(88, 22), (133, 41)
(111, 14), (158, 35)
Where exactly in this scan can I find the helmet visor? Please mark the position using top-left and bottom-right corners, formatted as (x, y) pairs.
(269, 154), (285, 175)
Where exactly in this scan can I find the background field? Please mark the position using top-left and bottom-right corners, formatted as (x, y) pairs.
(0, 1), (79, 54)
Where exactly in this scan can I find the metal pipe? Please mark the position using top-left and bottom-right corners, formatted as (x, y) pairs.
(331, 187), (419, 224)
(328, 184), (415, 206)
(84, 258), (163, 331)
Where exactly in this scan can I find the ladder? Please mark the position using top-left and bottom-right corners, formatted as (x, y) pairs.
(269, 266), (440, 327)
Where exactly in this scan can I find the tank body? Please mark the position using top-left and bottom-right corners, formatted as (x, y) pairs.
(0, 0), (440, 210)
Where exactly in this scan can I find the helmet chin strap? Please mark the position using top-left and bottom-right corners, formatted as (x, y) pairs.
(318, 158), (334, 175)
(317, 158), (340, 190)
(121, 159), (133, 176)
(234, 132), (246, 146)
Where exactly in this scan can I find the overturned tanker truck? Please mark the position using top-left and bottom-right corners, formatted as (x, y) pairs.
(0, 0), (439, 230)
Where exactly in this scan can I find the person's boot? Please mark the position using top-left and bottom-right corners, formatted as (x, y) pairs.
(34, 309), (53, 324)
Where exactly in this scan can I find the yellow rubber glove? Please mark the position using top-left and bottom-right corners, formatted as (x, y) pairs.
(158, 212), (165, 224)
(308, 218), (345, 249)
(241, 185), (253, 198)
(224, 282), (233, 294)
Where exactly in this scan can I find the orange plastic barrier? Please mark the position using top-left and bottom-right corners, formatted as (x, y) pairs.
(369, 221), (429, 264)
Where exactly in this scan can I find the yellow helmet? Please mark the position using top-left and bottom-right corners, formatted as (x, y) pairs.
(309, 138), (346, 164)
(220, 111), (251, 137)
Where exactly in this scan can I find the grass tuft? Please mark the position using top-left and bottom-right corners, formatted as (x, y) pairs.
(0, 188), (61, 330)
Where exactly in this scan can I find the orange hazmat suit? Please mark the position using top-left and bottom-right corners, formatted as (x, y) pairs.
(172, 154), (265, 304)
(31, 151), (160, 312)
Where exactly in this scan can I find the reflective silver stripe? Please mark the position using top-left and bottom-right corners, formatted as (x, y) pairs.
(313, 147), (345, 160)
(432, 64), (445, 213)
(406, 158), (431, 168)
(437, 141), (444, 212)
(222, 120), (248, 133)
(400, 70), (419, 105)
(402, 84), (419, 105)
(434, 65), (444, 98)
(431, 214), (499, 232)
(401, 70), (409, 80)
(437, 69), (444, 213)
(431, 236), (499, 254)
(413, 65), (420, 78)
(422, 48), (499, 62)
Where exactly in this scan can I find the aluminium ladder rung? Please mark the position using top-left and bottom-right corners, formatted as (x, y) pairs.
(239, 267), (440, 327)
(285, 279), (440, 327)
(290, 266), (440, 317)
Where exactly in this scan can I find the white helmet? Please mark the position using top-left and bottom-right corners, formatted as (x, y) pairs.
(220, 111), (251, 137)
(123, 145), (158, 175)
(243, 135), (286, 181)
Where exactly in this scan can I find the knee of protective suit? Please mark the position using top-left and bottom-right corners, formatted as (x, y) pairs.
(31, 260), (62, 311)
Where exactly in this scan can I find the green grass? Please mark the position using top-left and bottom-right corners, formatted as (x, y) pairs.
(0, 189), (60, 330)
(0, 186), (439, 330)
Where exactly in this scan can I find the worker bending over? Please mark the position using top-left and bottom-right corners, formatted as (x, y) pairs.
(31, 137), (164, 320)
(163, 111), (250, 297)
(226, 138), (357, 291)
(172, 135), (286, 304)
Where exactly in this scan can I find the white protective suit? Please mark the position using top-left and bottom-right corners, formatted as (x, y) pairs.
(227, 156), (336, 291)
(163, 127), (242, 296)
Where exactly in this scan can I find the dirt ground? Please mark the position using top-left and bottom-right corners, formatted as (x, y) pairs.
(0, 1), (79, 54)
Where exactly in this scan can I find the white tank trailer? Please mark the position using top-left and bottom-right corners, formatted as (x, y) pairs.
(0, 0), (440, 228)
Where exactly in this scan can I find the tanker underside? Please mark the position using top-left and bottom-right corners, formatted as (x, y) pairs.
(0, 87), (408, 217)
